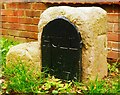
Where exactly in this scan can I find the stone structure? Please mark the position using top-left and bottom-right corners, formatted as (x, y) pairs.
(6, 42), (41, 73)
(38, 6), (108, 82)
(6, 6), (108, 82)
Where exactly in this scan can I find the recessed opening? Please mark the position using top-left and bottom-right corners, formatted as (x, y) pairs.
(41, 16), (82, 81)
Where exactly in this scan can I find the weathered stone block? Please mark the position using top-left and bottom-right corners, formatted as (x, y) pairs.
(38, 6), (108, 82)
(6, 42), (41, 72)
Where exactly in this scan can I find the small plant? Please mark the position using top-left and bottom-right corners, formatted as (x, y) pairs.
(108, 62), (120, 75)
(86, 78), (106, 94)
(40, 76), (73, 94)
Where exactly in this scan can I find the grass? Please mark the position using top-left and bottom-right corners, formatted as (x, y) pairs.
(3, 60), (45, 94)
(0, 37), (120, 94)
(0, 38), (19, 66)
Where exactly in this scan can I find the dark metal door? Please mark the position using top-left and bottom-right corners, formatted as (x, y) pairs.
(41, 17), (82, 81)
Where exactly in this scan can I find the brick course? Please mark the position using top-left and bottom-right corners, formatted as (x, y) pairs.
(0, 1), (120, 60)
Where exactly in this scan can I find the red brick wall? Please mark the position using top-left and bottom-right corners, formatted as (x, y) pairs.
(0, 2), (47, 42)
(105, 5), (120, 61)
(0, 2), (120, 60)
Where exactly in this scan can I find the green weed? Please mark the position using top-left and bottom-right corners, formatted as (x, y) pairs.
(108, 62), (119, 75)
(86, 78), (106, 94)
(0, 38), (19, 66)
(2, 60), (45, 94)
(2, 60), (74, 94)
(40, 76), (73, 94)
(0, 38), (19, 94)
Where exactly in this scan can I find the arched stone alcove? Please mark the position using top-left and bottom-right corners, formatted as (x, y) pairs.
(38, 6), (108, 82)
